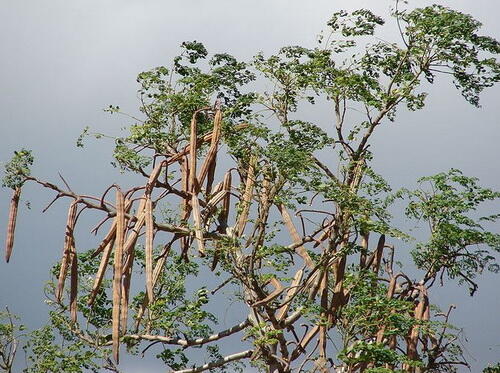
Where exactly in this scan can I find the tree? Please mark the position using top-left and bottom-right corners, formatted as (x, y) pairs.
(2, 2), (500, 372)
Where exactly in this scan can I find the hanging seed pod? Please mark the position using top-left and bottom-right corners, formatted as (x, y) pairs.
(189, 113), (199, 194)
(112, 189), (125, 364)
(277, 269), (304, 321)
(220, 171), (232, 228)
(145, 196), (154, 302)
(120, 251), (133, 336)
(4, 187), (21, 263)
(69, 246), (78, 323)
(372, 234), (385, 274)
(278, 204), (314, 269)
(236, 157), (256, 237)
(191, 194), (205, 256)
(88, 237), (115, 306)
(90, 199), (132, 259)
(198, 108), (222, 186)
(56, 201), (78, 302)
(121, 198), (146, 272)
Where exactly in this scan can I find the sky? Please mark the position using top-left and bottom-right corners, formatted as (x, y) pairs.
(0, 1), (499, 372)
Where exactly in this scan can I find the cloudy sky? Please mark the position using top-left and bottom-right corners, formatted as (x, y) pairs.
(0, 1), (499, 372)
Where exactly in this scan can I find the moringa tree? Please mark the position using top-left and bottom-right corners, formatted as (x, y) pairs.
(2, 2), (500, 373)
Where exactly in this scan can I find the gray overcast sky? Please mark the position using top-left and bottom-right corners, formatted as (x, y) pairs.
(0, 1), (499, 372)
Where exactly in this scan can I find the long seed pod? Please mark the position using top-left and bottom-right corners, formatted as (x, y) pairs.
(198, 108), (222, 186)
(206, 161), (217, 195)
(278, 204), (314, 269)
(4, 187), (21, 263)
(359, 231), (369, 268)
(147, 160), (165, 191)
(406, 287), (427, 365)
(90, 199), (132, 259)
(120, 248), (133, 335)
(236, 157), (256, 237)
(121, 198), (146, 272)
(119, 197), (149, 336)
(189, 112), (199, 194)
(376, 276), (398, 343)
(56, 201), (78, 302)
(277, 269), (304, 321)
(69, 245), (78, 323)
(218, 171), (232, 233)
(372, 234), (386, 274)
(112, 189), (125, 364)
(191, 194), (205, 256)
(180, 158), (191, 258)
(88, 236), (115, 306)
(145, 196), (154, 302)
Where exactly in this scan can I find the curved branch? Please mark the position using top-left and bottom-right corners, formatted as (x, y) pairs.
(122, 318), (250, 348)
(171, 349), (254, 373)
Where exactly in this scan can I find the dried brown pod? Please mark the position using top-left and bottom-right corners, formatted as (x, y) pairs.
(372, 234), (385, 273)
(189, 113), (199, 194)
(90, 199), (132, 259)
(120, 252), (133, 336)
(88, 236), (115, 306)
(220, 171), (232, 230)
(277, 269), (304, 321)
(278, 204), (314, 269)
(4, 187), (21, 263)
(69, 246), (78, 323)
(236, 157), (256, 237)
(112, 188), (125, 363)
(191, 194), (205, 256)
(56, 201), (78, 302)
(198, 108), (222, 186)
(145, 196), (154, 302)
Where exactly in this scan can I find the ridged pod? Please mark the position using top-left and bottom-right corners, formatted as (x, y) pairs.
(4, 187), (21, 263)
(56, 201), (78, 302)
(112, 189), (125, 363)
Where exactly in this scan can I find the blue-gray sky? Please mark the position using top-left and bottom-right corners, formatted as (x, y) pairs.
(0, 1), (499, 372)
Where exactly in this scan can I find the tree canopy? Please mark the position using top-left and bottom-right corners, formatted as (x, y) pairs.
(2, 2), (500, 373)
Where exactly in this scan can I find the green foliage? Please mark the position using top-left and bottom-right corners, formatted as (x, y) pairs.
(2, 149), (33, 189)
(23, 324), (106, 373)
(340, 272), (415, 340)
(402, 169), (500, 294)
(403, 5), (500, 107)
(484, 363), (500, 373)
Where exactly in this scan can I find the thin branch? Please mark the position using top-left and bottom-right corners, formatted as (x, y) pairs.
(171, 350), (253, 373)
(122, 318), (250, 348)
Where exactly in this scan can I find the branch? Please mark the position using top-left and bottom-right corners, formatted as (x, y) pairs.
(171, 349), (253, 373)
(122, 318), (250, 348)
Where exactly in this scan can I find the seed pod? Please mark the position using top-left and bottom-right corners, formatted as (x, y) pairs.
(278, 204), (314, 269)
(69, 246), (78, 323)
(145, 196), (154, 302)
(88, 237), (115, 306)
(236, 157), (256, 237)
(112, 189), (125, 364)
(56, 201), (78, 302)
(198, 108), (222, 187)
(191, 194), (205, 256)
(4, 187), (21, 263)
(189, 112), (199, 194)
